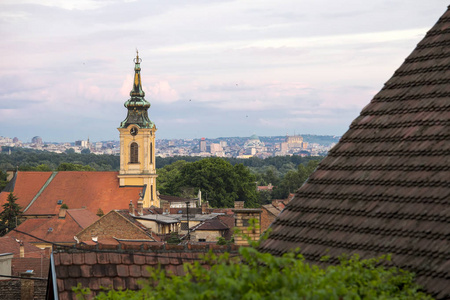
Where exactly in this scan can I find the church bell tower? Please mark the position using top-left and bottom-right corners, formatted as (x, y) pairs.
(118, 51), (158, 208)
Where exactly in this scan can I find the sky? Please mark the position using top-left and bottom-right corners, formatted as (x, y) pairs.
(0, 0), (448, 143)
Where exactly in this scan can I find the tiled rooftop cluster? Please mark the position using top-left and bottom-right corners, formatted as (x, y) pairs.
(259, 6), (450, 300)
(52, 243), (240, 299)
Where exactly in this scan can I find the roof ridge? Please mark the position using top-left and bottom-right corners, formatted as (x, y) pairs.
(23, 171), (58, 212)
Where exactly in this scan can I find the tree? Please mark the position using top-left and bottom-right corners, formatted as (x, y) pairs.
(0, 193), (22, 236)
(65, 148), (75, 154)
(0, 170), (8, 192)
(57, 163), (95, 171)
(96, 208), (104, 217)
(272, 160), (320, 199)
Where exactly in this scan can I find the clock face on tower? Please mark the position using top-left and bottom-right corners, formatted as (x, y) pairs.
(130, 127), (138, 136)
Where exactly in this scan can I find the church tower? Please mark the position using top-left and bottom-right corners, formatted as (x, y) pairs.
(118, 51), (158, 208)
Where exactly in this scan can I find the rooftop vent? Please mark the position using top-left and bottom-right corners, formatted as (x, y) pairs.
(57, 200), (63, 205)
(48, 228), (53, 232)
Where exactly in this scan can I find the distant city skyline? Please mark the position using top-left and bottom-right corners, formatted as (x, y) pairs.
(0, 1), (448, 142)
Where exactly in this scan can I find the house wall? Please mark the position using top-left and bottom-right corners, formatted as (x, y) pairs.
(260, 209), (277, 233)
(233, 210), (261, 245)
(191, 230), (224, 242)
(76, 212), (151, 242)
(0, 279), (47, 300)
(0, 253), (13, 279)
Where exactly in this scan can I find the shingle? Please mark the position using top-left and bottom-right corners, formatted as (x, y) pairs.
(259, 6), (450, 299)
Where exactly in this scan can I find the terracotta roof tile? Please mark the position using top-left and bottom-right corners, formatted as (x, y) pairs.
(0, 236), (47, 258)
(259, 6), (450, 300)
(22, 171), (142, 215)
(6, 208), (98, 244)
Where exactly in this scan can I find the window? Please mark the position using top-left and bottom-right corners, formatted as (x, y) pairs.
(198, 239), (206, 242)
(150, 142), (153, 164)
(130, 142), (138, 163)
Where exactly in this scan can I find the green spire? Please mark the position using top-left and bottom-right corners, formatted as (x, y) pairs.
(130, 50), (145, 97)
(120, 51), (154, 129)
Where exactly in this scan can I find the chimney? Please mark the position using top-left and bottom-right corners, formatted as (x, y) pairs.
(20, 271), (34, 300)
(201, 201), (209, 214)
(137, 200), (144, 216)
(58, 207), (67, 219)
(234, 201), (244, 209)
(19, 241), (24, 258)
(129, 200), (135, 216)
(6, 169), (15, 181)
(198, 190), (202, 206)
(162, 201), (170, 214)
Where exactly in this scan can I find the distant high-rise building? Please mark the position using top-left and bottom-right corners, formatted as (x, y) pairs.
(210, 143), (222, 154)
(199, 137), (206, 152)
(286, 135), (304, 149)
(219, 141), (227, 148)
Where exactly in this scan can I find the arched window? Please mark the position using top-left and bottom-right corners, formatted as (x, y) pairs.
(130, 142), (139, 163)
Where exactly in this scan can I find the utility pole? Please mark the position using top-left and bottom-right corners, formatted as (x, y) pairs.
(185, 201), (190, 241)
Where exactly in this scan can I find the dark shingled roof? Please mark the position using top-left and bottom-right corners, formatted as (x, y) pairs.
(49, 243), (240, 300)
(259, 6), (450, 300)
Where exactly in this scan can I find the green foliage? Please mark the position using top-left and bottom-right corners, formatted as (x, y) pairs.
(271, 160), (320, 199)
(60, 204), (69, 209)
(0, 193), (22, 236)
(157, 158), (258, 208)
(74, 247), (431, 300)
(0, 170), (8, 192)
(57, 163), (96, 171)
(166, 232), (181, 245)
(96, 208), (104, 217)
(0, 148), (119, 172)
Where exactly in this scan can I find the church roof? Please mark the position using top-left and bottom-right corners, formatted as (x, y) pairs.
(259, 6), (450, 299)
(0, 171), (52, 210)
(0, 171), (143, 216)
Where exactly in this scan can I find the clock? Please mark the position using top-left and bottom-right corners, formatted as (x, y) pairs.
(130, 127), (138, 136)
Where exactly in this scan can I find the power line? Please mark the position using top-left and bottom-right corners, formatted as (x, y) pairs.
(6, 226), (241, 262)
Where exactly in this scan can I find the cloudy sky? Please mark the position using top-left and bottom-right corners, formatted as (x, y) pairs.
(0, 0), (448, 142)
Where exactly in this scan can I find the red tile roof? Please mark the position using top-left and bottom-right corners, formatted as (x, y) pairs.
(0, 172), (52, 209)
(159, 194), (191, 202)
(20, 171), (143, 215)
(193, 218), (229, 231)
(0, 236), (46, 258)
(7, 209), (98, 244)
(12, 257), (50, 278)
(259, 6), (450, 300)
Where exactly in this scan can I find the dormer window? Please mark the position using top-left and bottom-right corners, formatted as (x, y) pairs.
(57, 200), (63, 205)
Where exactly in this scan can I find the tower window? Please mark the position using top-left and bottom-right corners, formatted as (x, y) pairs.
(150, 142), (153, 164)
(130, 142), (139, 163)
